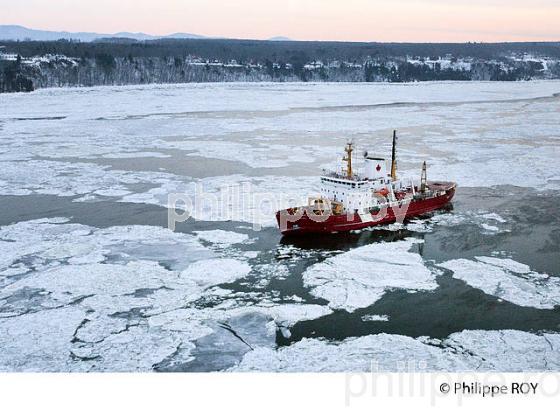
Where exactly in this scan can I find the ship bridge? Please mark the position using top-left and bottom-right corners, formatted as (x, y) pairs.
(318, 138), (415, 213)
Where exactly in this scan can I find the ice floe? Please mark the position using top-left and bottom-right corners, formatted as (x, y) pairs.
(0, 219), (256, 315)
(228, 303), (333, 329)
(0, 307), (86, 372)
(181, 259), (251, 287)
(302, 238), (438, 312)
(438, 256), (560, 309)
(249, 263), (292, 289)
(0, 219), (214, 279)
(0, 159), (187, 200)
(231, 329), (560, 372)
(194, 230), (250, 247)
(364, 211), (510, 235)
(362, 314), (390, 322)
(425, 211), (510, 234)
(71, 323), (202, 372)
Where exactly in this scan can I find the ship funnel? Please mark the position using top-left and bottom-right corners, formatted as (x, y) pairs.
(364, 157), (387, 180)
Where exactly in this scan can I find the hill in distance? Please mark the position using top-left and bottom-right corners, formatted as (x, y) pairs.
(0, 25), (207, 42)
(0, 25), (296, 42)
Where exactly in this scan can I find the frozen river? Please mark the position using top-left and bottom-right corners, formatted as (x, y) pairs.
(1, 81), (560, 371)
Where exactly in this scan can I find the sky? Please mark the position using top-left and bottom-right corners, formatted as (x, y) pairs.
(1, 0), (559, 42)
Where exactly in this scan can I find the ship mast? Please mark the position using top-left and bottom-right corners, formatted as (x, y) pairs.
(420, 161), (428, 193)
(390, 130), (398, 181)
(343, 142), (354, 179)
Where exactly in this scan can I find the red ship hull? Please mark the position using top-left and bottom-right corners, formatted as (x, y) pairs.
(276, 182), (456, 235)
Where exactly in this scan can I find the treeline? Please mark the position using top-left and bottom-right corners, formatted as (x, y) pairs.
(3, 38), (560, 62)
(364, 61), (554, 82)
(0, 57), (34, 92)
(17, 56), (298, 88)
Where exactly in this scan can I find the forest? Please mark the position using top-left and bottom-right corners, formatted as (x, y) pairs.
(1, 38), (559, 92)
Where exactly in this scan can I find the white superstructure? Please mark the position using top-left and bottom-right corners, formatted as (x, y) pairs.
(317, 141), (417, 214)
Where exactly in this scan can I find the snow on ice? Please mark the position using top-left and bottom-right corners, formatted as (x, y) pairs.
(0, 219), (330, 371)
(439, 257), (560, 309)
(302, 238), (438, 312)
(231, 330), (560, 372)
